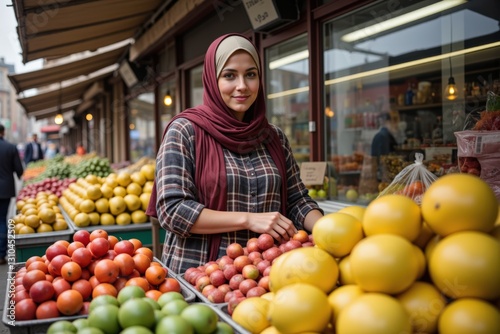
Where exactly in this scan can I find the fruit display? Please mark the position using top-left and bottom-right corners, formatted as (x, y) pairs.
(47, 297), (235, 334)
(12, 191), (71, 234)
(8, 229), (191, 324)
(227, 173), (500, 333)
(59, 165), (155, 227)
(307, 176), (330, 200)
(180, 230), (314, 311)
(17, 177), (76, 200)
(113, 156), (156, 174)
(70, 156), (113, 179)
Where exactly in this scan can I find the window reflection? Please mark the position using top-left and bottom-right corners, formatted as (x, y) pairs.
(128, 92), (155, 162)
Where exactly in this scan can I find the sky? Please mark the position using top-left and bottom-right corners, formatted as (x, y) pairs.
(1, 1), (42, 74)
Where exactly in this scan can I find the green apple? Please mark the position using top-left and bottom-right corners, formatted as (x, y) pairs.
(308, 188), (318, 199)
(346, 189), (359, 202)
(317, 189), (327, 199)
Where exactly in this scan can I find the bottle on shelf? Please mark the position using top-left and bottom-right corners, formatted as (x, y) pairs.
(405, 84), (414, 106)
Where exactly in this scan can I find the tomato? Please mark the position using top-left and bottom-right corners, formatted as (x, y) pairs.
(349, 234), (419, 294)
(336, 293), (411, 334)
(421, 173), (498, 236)
(362, 194), (422, 242)
(429, 231), (500, 300)
(438, 298), (500, 334)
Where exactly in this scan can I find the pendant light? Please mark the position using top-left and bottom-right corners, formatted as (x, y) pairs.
(163, 90), (173, 106)
(445, 17), (458, 100)
(54, 82), (64, 124)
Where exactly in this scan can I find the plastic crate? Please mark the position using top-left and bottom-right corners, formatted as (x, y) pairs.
(2, 263), (86, 334)
(214, 304), (251, 334)
(177, 273), (229, 307)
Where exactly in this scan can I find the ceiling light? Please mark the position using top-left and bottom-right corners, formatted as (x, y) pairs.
(269, 50), (309, 70)
(54, 114), (63, 125)
(341, 0), (467, 43)
(163, 91), (173, 106)
(86, 113), (93, 121)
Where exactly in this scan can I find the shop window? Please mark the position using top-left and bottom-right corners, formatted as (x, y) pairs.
(128, 92), (156, 162)
(323, 0), (500, 204)
(189, 65), (203, 108)
(266, 33), (310, 163)
(159, 80), (176, 135)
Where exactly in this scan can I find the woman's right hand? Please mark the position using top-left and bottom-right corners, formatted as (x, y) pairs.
(246, 212), (297, 243)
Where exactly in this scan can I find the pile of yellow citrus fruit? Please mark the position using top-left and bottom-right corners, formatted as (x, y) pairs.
(59, 164), (155, 227)
(231, 173), (500, 334)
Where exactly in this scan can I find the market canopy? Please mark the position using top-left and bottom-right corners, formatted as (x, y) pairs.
(12, 0), (163, 63)
(17, 67), (116, 120)
(8, 44), (129, 93)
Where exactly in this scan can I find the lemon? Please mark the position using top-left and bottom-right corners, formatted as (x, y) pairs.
(100, 213), (115, 226)
(24, 214), (41, 229)
(337, 205), (366, 222)
(336, 293), (411, 334)
(85, 174), (100, 184)
(232, 297), (270, 334)
(142, 181), (154, 194)
(53, 219), (68, 231)
(131, 210), (147, 224)
(86, 185), (103, 201)
(109, 196), (126, 216)
(396, 281), (446, 334)
(337, 255), (355, 285)
(312, 212), (363, 258)
(95, 198), (110, 213)
(79, 199), (96, 214)
(429, 231), (500, 300)
(74, 212), (91, 227)
(116, 213), (131, 226)
(100, 184), (114, 199)
(36, 223), (54, 233)
(88, 212), (101, 225)
(421, 173), (498, 237)
(140, 164), (155, 181)
(130, 171), (147, 186)
(140, 193), (151, 211)
(116, 172), (132, 187)
(269, 247), (338, 294)
(126, 183), (143, 196)
(268, 283), (331, 334)
(19, 225), (35, 234)
(105, 177), (118, 189)
(349, 234), (419, 294)
(124, 194), (141, 211)
(438, 298), (500, 334)
(328, 284), (364, 323)
(363, 194), (422, 242)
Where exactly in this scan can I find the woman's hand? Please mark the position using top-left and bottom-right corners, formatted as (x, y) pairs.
(246, 212), (297, 243)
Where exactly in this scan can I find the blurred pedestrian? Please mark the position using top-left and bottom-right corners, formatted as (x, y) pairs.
(23, 133), (44, 165)
(45, 141), (59, 159)
(0, 124), (24, 264)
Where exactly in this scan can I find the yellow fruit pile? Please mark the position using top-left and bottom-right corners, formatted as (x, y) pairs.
(232, 173), (500, 334)
(12, 192), (69, 234)
(59, 164), (155, 227)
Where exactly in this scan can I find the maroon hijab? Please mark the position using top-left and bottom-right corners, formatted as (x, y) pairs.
(147, 33), (287, 260)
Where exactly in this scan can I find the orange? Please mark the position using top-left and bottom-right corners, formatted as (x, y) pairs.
(292, 230), (309, 243)
(61, 262), (82, 282)
(56, 289), (84, 316)
(145, 289), (162, 301)
(92, 283), (118, 298)
(133, 253), (151, 274)
(145, 265), (166, 286)
(126, 277), (150, 293)
(158, 277), (182, 293)
(94, 259), (119, 284)
(129, 238), (143, 251)
(135, 247), (154, 261)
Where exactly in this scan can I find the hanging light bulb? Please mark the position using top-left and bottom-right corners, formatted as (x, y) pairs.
(54, 113), (64, 124)
(445, 75), (458, 100)
(86, 113), (93, 121)
(163, 90), (173, 106)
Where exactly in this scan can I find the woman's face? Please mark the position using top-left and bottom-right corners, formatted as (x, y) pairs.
(218, 50), (259, 121)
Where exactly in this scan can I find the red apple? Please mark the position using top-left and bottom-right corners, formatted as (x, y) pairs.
(29, 280), (55, 303)
(209, 269), (227, 287)
(195, 275), (211, 292)
(239, 278), (258, 296)
(257, 233), (275, 251)
(207, 288), (226, 303)
(73, 230), (91, 246)
(226, 243), (244, 259)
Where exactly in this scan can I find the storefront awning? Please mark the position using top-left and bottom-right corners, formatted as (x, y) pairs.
(12, 0), (163, 63)
(8, 44), (129, 93)
(17, 67), (116, 119)
(40, 125), (61, 133)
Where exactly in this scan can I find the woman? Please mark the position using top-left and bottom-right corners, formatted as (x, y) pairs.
(147, 33), (323, 274)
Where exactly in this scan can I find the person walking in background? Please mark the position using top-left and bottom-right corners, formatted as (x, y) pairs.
(147, 33), (324, 274)
(23, 133), (44, 165)
(44, 141), (59, 159)
(0, 124), (24, 264)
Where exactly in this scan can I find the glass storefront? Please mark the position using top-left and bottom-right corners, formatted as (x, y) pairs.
(266, 33), (310, 163)
(128, 92), (156, 162)
(323, 0), (500, 204)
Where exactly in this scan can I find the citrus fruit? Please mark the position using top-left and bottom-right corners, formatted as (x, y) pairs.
(336, 293), (411, 334)
(116, 212), (132, 225)
(109, 196), (126, 215)
(116, 172), (132, 187)
(421, 173), (498, 236)
(38, 208), (56, 224)
(120, 326), (154, 334)
(124, 194), (141, 211)
(117, 285), (146, 305)
(337, 255), (355, 285)
(88, 304), (121, 334)
(349, 234), (419, 294)
(268, 283), (331, 334)
(396, 281), (446, 334)
(79, 199), (96, 214)
(438, 298), (500, 334)
(74, 212), (91, 227)
(118, 299), (156, 329)
(131, 171), (147, 186)
(131, 210), (147, 224)
(47, 320), (77, 334)
(362, 194), (422, 242)
(312, 212), (363, 258)
(231, 297), (270, 333)
(328, 284), (364, 323)
(86, 185), (103, 201)
(180, 304), (219, 334)
(126, 183), (143, 196)
(157, 291), (185, 308)
(156, 314), (194, 334)
(94, 198), (109, 213)
(161, 299), (190, 316)
(337, 205), (366, 222)
(429, 231), (500, 300)
(140, 164), (155, 181)
(100, 213), (115, 225)
(269, 247), (338, 293)
(24, 214), (41, 229)
(88, 295), (120, 312)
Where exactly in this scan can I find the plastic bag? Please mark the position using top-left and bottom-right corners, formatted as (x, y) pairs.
(463, 91), (500, 130)
(377, 153), (437, 205)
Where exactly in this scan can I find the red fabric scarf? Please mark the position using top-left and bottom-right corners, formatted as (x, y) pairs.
(147, 33), (287, 261)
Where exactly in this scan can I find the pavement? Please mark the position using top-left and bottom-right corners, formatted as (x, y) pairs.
(1, 177), (24, 333)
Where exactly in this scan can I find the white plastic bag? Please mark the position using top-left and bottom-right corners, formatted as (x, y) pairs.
(377, 153), (437, 205)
